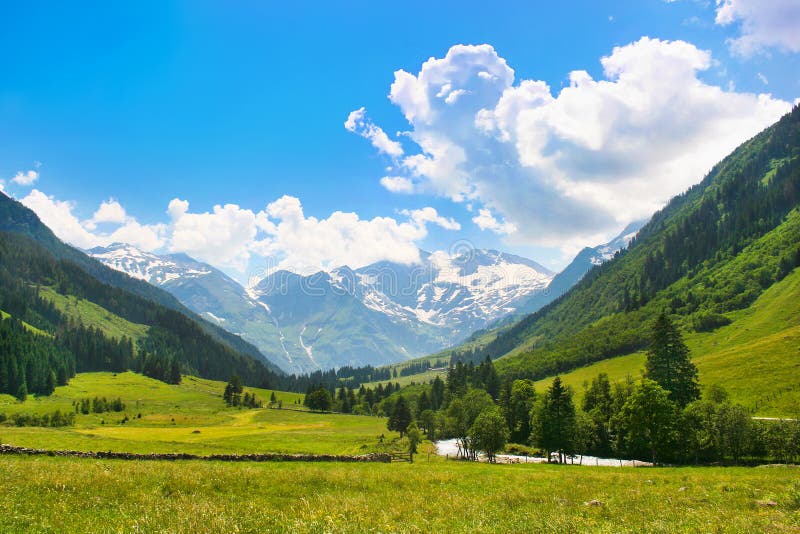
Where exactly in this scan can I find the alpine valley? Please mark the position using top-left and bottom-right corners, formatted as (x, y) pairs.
(86, 229), (641, 373)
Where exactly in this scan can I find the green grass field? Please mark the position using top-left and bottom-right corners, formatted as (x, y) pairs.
(0, 456), (797, 532)
(0, 372), (393, 455)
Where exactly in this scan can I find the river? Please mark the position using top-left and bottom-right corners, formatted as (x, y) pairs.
(434, 439), (652, 467)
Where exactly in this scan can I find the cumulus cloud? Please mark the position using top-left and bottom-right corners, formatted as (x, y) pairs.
(344, 107), (404, 157)
(11, 170), (39, 186)
(17, 185), (460, 276)
(716, 0), (800, 56)
(84, 199), (127, 230)
(20, 190), (165, 251)
(472, 208), (516, 234)
(380, 176), (415, 193)
(166, 199), (262, 271)
(400, 207), (461, 231)
(353, 39), (791, 247)
(21, 190), (104, 249)
(257, 196), (456, 273)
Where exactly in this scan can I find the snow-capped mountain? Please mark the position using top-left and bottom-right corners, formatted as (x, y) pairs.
(88, 244), (555, 374)
(87, 243), (293, 370)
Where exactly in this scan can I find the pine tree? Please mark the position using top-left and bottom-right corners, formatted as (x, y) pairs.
(645, 313), (700, 407)
(168, 359), (182, 385)
(16, 382), (27, 402)
(388, 396), (412, 437)
(531, 377), (576, 463)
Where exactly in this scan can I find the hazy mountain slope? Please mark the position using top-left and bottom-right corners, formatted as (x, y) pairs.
(87, 243), (292, 371)
(515, 221), (645, 317)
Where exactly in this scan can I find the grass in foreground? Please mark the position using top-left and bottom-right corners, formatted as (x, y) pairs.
(0, 456), (798, 532)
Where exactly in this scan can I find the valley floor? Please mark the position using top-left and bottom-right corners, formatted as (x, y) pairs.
(1, 372), (799, 531)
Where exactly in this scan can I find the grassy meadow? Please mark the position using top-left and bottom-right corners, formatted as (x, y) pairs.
(0, 455), (798, 532)
(0, 372), (391, 455)
(0, 272), (797, 531)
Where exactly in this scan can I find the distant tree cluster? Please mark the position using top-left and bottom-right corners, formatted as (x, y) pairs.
(139, 351), (182, 385)
(398, 359), (448, 377)
(74, 396), (126, 415)
(301, 380), (407, 415)
(223, 375), (262, 408)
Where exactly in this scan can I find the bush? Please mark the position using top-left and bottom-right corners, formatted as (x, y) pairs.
(504, 443), (541, 457)
(691, 312), (732, 332)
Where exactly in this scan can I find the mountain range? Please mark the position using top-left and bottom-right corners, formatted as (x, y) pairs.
(87, 225), (640, 374)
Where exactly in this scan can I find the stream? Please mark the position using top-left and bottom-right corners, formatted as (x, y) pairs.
(434, 439), (652, 467)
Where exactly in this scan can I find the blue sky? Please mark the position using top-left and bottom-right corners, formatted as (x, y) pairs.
(1, 1), (798, 281)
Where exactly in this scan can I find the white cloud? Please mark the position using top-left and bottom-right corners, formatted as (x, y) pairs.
(17, 186), (460, 275)
(715, 0), (800, 56)
(380, 176), (415, 193)
(166, 200), (261, 271)
(108, 219), (166, 251)
(11, 170), (39, 186)
(344, 107), (404, 157)
(20, 190), (165, 251)
(400, 207), (461, 231)
(472, 208), (517, 234)
(257, 196), (457, 273)
(84, 198), (127, 230)
(21, 190), (102, 249)
(354, 39), (790, 247)
(757, 72), (769, 85)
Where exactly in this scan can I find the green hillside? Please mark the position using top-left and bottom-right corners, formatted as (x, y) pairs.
(533, 265), (800, 416)
(38, 287), (150, 343)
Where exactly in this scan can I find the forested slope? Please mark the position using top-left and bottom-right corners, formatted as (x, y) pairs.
(0, 224), (285, 398)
